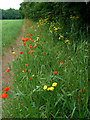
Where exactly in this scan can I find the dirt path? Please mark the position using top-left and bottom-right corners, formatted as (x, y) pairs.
(2, 24), (25, 88)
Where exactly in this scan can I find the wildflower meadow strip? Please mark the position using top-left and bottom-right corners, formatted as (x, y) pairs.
(1, 17), (89, 119)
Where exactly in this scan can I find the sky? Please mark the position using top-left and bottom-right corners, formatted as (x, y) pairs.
(0, 0), (24, 10)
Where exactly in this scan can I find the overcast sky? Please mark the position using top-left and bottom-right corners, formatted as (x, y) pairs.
(0, 0), (24, 10)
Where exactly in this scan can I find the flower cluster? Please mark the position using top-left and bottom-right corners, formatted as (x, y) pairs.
(1, 86), (10, 98)
(43, 82), (57, 91)
(70, 15), (79, 19)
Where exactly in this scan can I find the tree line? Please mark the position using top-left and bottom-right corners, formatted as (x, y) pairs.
(1, 8), (23, 19)
(19, 2), (90, 25)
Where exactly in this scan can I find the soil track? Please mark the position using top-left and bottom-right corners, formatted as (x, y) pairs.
(2, 24), (24, 88)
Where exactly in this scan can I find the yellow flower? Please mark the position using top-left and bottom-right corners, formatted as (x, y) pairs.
(47, 87), (54, 91)
(39, 19), (41, 22)
(43, 85), (47, 90)
(54, 27), (58, 31)
(65, 40), (70, 45)
(65, 40), (69, 43)
(59, 34), (64, 39)
(60, 34), (63, 38)
(52, 82), (57, 87)
(59, 37), (61, 39)
(32, 74), (35, 77)
(49, 30), (52, 33)
(12, 52), (15, 54)
(37, 37), (39, 40)
(70, 15), (79, 19)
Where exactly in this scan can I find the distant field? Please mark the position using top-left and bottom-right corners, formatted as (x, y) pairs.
(2, 19), (23, 52)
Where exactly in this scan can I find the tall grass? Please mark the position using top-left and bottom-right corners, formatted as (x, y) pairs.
(2, 18), (89, 119)
(2, 19), (23, 53)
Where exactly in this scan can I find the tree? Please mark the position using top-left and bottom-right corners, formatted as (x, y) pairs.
(2, 8), (23, 19)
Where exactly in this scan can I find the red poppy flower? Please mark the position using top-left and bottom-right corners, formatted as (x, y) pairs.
(26, 38), (29, 41)
(79, 89), (82, 93)
(29, 77), (31, 80)
(29, 44), (32, 46)
(22, 68), (26, 72)
(21, 102), (24, 105)
(53, 71), (57, 75)
(1, 93), (8, 98)
(41, 41), (44, 44)
(71, 85), (73, 87)
(43, 53), (46, 55)
(25, 34), (29, 37)
(28, 51), (30, 54)
(29, 46), (32, 49)
(29, 45), (32, 49)
(34, 44), (37, 48)
(23, 42), (26, 46)
(3, 86), (10, 91)
(14, 55), (16, 57)
(24, 29), (26, 31)
(30, 34), (32, 36)
(60, 61), (63, 65)
(32, 27), (33, 29)
(6, 69), (9, 73)
(31, 40), (33, 42)
(30, 37), (31, 40)
(25, 64), (28, 67)
(20, 51), (23, 54)
(25, 26), (26, 27)
(30, 50), (34, 53)
(22, 38), (29, 42)
(28, 50), (34, 54)
(71, 57), (73, 60)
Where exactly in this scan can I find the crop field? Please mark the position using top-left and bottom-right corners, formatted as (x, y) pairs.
(2, 19), (23, 52)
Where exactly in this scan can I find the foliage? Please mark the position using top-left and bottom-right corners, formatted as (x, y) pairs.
(19, 2), (90, 25)
(1, 8), (23, 19)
